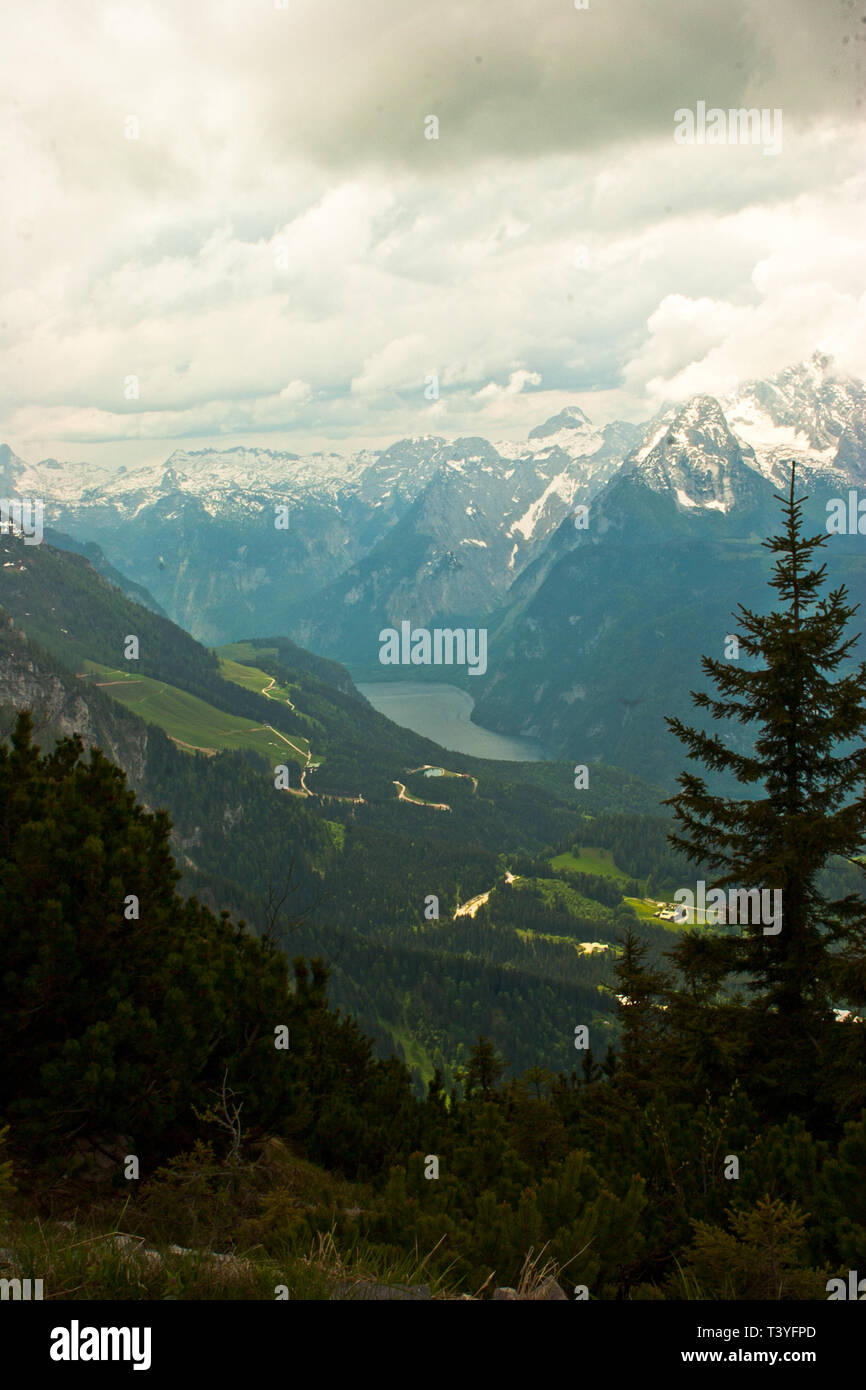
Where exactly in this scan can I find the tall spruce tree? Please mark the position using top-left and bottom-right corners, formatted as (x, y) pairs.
(661, 466), (866, 1121)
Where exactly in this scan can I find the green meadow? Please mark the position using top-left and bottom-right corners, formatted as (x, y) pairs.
(81, 661), (309, 765)
(550, 845), (630, 882)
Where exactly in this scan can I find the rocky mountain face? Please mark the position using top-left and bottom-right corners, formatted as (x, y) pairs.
(0, 612), (153, 783)
(472, 361), (866, 784)
(285, 421), (642, 665)
(723, 351), (866, 488)
(0, 412), (643, 651)
(0, 536), (335, 898)
(597, 394), (774, 534)
(2, 352), (865, 781)
(24, 449), (389, 646)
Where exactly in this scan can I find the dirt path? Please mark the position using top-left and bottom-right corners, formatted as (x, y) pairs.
(257, 677), (313, 779)
(262, 675), (297, 712)
(406, 763), (478, 793)
(266, 723), (310, 762)
(393, 779), (451, 812)
(169, 736), (218, 756)
(453, 869), (518, 920)
(453, 889), (492, 918)
(255, 676), (458, 813)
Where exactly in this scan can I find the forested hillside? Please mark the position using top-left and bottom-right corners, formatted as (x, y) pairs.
(1, 658), (864, 1301)
(0, 532), (687, 1085)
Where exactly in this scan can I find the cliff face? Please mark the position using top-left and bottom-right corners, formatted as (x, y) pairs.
(0, 611), (328, 913)
(0, 615), (151, 787)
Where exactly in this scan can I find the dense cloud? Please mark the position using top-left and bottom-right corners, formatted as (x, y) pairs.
(0, 0), (864, 465)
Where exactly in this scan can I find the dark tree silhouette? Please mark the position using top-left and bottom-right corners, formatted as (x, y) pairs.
(660, 466), (866, 1119)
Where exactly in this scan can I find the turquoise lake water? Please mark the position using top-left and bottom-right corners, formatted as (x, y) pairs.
(355, 680), (549, 762)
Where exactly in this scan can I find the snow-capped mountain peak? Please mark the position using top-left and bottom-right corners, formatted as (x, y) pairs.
(528, 404), (593, 440)
(725, 352), (866, 486)
(623, 395), (761, 514)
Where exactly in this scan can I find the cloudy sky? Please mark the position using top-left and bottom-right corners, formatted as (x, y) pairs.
(1, 0), (864, 469)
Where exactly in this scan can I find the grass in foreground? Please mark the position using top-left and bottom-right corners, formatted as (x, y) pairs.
(0, 1140), (468, 1301)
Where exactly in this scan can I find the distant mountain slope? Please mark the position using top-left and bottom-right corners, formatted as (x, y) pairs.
(43, 526), (168, 617)
(4, 351), (863, 788)
(218, 636), (361, 700)
(726, 351), (866, 487)
(473, 389), (866, 785)
(3, 354), (862, 670)
(0, 532), (673, 865)
(285, 421), (646, 665)
(0, 411), (643, 649)
(0, 532), (679, 1085)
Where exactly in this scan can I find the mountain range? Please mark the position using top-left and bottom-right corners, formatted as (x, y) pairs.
(2, 350), (864, 783)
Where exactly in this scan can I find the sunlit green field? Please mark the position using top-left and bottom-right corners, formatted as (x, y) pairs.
(215, 654), (296, 705)
(550, 845), (629, 881)
(623, 896), (658, 921)
(624, 895), (712, 929)
(81, 661), (308, 765)
(216, 650), (320, 745)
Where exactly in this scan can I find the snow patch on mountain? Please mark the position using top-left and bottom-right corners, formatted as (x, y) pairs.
(621, 395), (760, 514)
(528, 405), (594, 440)
(509, 470), (577, 541)
(726, 351), (866, 486)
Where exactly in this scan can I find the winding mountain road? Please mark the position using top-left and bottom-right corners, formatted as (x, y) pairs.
(393, 780), (451, 811)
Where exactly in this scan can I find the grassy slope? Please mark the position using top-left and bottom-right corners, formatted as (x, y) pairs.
(550, 846), (630, 881)
(81, 661), (310, 765)
(0, 1139), (466, 1300)
(623, 896), (659, 921)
